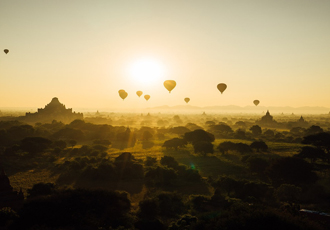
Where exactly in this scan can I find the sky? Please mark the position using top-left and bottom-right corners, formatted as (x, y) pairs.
(1, 0), (330, 111)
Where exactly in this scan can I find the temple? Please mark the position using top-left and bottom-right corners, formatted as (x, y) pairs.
(297, 116), (308, 126)
(256, 110), (278, 127)
(288, 115), (309, 128)
(24, 97), (83, 123)
(0, 169), (24, 210)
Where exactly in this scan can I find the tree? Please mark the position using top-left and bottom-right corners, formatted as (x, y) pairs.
(184, 129), (215, 144)
(250, 125), (262, 136)
(250, 140), (268, 152)
(305, 125), (323, 136)
(138, 192), (185, 219)
(246, 156), (270, 175)
(213, 176), (241, 196)
(205, 121), (216, 126)
(302, 132), (330, 163)
(52, 128), (85, 141)
(145, 166), (178, 187)
(207, 124), (233, 138)
(145, 156), (157, 166)
(234, 129), (246, 139)
(235, 143), (252, 155)
(266, 157), (317, 186)
(235, 121), (247, 129)
(173, 115), (183, 124)
(68, 140), (77, 148)
(14, 189), (132, 229)
(193, 141), (214, 156)
(290, 127), (306, 136)
(185, 123), (203, 131)
(162, 138), (187, 150)
(20, 137), (52, 155)
(169, 126), (191, 135)
(294, 146), (326, 163)
(217, 141), (237, 154)
(27, 183), (56, 198)
(160, 156), (179, 169)
(263, 129), (275, 138)
(7, 125), (35, 140)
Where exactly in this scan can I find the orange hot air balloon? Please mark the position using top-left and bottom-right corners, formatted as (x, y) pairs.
(144, 95), (150, 101)
(164, 80), (176, 93)
(184, 98), (190, 103)
(217, 83), (227, 94)
(4, 49), (9, 54)
(119, 91), (128, 100)
(136, 91), (143, 97)
(253, 100), (260, 106)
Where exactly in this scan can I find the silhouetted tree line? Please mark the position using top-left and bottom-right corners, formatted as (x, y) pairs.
(1, 118), (330, 229)
(1, 183), (327, 230)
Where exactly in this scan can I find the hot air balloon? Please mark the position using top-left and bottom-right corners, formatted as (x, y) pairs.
(144, 95), (150, 101)
(184, 98), (190, 103)
(136, 91), (143, 97)
(217, 83), (227, 94)
(4, 49), (9, 54)
(253, 100), (260, 106)
(119, 91), (128, 100)
(164, 80), (176, 93)
(118, 89), (125, 94)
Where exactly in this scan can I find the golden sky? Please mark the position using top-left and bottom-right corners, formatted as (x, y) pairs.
(1, 0), (330, 110)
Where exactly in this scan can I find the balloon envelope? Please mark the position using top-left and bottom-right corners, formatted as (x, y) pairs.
(118, 89), (125, 94)
(253, 100), (260, 106)
(119, 91), (128, 100)
(4, 49), (9, 54)
(217, 83), (227, 94)
(144, 95), (150, 101)
(184, 98), (190, 103)
(164, 80), (176, 93)
(136, 91), (143, 97)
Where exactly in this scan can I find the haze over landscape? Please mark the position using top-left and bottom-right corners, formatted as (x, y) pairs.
(1, 0), (330, 111)
(2, 2), (330, 229)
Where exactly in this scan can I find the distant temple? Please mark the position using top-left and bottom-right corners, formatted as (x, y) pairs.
(298, 116), (306, 124)
(0, 169), (24, 210)
(288, 115), (309, 128)
(256, 110), (278, 127)
(24, 97), (83, 123)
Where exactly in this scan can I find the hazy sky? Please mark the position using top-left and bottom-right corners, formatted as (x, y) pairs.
(1, 0), (330, 110)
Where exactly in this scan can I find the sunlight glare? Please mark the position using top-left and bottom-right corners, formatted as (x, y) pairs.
(128, 58), (165, 85)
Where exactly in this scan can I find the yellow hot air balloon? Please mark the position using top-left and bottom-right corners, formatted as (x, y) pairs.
(136, 91), (143, 97)
(184, 98), (190, 103)
(144, 95), (150, 101)
(164, 80), (176, 93)
(4, 49), (9, 54)
(253, 100), (260, 106)
(217, 83), (227, 94)
(119, 91), (128, 100)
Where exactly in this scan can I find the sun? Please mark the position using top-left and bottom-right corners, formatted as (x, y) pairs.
(128, 58), (165, 85)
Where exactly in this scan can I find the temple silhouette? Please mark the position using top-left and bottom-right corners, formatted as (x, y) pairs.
(24, 97), (83, 123)
(256, 110), (278, 127)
